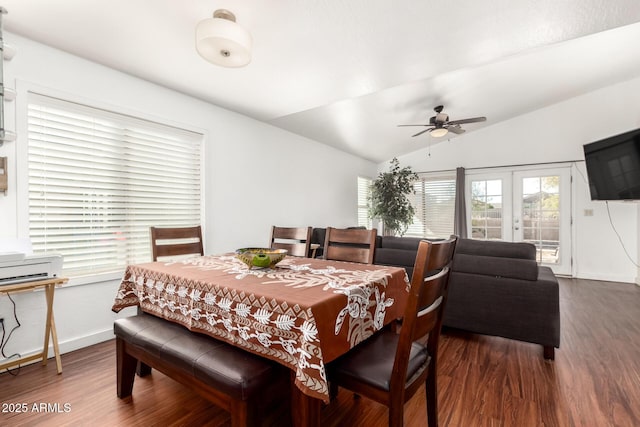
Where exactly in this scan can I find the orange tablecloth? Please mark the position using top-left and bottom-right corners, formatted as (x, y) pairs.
(112, 254), (409, 401)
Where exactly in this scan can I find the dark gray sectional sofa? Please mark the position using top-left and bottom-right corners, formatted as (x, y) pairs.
(311, 228), (560, 359)
(445, 238), (560, 360)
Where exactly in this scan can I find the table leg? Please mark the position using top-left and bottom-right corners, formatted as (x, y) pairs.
(43, 284), (62, 374)
(290, 372), (321, 427)
(42, 284), (53, 366)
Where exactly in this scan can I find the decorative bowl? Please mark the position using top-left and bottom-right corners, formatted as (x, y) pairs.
(235, 248), (288, 269)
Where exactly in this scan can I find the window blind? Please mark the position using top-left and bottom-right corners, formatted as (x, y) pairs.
(405, 172), (456, 239)
(27, 93), (202, 277)
(357, 176), (372, 228)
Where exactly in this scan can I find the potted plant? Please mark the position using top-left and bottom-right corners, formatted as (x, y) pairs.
(369, 157), (418, 236)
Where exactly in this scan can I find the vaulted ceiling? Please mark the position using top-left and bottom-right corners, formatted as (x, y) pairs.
(3, 1), (640, 162)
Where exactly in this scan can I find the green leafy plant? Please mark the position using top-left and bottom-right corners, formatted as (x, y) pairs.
(369, 158), (418, 236)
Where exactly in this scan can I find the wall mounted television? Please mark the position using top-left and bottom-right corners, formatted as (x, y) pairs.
(583, 127), (640, 201)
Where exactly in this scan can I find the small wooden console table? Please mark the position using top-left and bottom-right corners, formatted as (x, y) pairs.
(0, 277), (68, 374)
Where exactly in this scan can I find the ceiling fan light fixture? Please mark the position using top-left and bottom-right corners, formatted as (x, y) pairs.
(430, 127), (449, 138)
(399, 105), (486, 138)
(196, 9), (252, 68)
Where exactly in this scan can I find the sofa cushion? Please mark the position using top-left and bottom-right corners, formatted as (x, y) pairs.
(378, 236), (424, 251)
(455, 238), (536, 260)
(374, 236), (426, 278)
(452, 253), (539, 281)
(374, 247), (416, 272)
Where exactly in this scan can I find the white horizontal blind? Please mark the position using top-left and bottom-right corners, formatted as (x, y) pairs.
(405, 172), (456, 239)
(27, 93), (202, 277)
(357, 176), (372, 228)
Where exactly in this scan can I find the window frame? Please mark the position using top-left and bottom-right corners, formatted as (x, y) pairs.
(16, 84), (206, 285)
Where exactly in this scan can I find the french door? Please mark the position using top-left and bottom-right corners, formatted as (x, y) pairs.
(466, 167), (572, 276)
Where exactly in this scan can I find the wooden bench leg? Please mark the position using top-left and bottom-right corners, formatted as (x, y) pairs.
(543, 345), (555, 360)
(133, 307), (152, 377)
(230, 399), (252, 427)
(329, 381), (338, 401)
(117, 338), (138, 398)
(136, 361), (152, 377)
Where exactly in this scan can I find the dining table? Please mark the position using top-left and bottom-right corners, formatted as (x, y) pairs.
(112, 253), (409, 426)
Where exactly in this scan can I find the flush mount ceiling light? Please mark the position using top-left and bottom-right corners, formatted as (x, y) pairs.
(430, 127), (449, 138)
(196, 9), (252, 68)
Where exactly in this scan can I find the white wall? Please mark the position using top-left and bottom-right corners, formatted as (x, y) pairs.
(396, 75), (640, 283)
(0, 33), (376, 359)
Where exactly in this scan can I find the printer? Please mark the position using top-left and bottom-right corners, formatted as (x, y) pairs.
(0, 253), (64, 286)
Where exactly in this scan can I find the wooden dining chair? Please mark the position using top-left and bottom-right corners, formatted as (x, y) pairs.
(323, 227), (377, 264)
(270, 226), (312, 257)
(150, 226), (204, 261)
(326, 236), (457, 427)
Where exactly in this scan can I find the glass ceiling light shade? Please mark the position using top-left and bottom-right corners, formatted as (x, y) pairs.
(431, 127), (449, 138)
(196, 9), (252, 68)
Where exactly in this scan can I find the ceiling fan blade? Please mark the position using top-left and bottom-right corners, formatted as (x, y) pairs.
(412, 129), (431, 137)
(447, 116), (487, 125)
(397, 124), (429, 127)
(448, 125), (466, 134)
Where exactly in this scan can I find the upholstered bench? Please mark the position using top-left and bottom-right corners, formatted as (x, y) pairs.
(114, 313), (290, 427)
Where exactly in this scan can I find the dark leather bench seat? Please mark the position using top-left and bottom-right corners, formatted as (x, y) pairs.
(114, 313), (290, 427)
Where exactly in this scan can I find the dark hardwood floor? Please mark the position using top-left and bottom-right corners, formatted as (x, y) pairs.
(1, 278), (639, 426)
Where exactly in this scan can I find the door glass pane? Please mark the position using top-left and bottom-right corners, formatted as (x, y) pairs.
(471, 179), (502, 240)
(521, 176), (560, 264)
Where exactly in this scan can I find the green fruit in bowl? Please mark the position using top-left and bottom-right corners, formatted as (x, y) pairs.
(253, 253), (271, 268)
(235, 248), (287, 269)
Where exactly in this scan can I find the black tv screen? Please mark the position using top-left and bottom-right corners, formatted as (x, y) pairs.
(583, 128), (640, 200)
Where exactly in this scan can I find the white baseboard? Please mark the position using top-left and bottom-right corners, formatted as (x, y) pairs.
(0, 328), (115, 368)
(575, 272), (636, 284)
(58, 328), (115, 355)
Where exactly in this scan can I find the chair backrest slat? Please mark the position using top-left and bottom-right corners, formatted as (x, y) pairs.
(324, 227), (377, 264)
(270, 226), (312, 257)
(150, 226), (204, 261)
(425, 236), (457, 272)
(412, 274), (447, 340)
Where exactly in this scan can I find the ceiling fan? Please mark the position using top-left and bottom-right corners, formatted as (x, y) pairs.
(399, 105), (486, 138)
